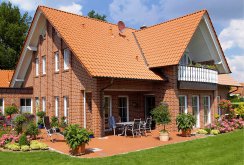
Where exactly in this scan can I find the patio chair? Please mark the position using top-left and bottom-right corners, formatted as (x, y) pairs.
(108, 116), (117, 136)
(127, 118), (142, 138)
(141, 117), (152, 136)
(43, 116), (58, 142)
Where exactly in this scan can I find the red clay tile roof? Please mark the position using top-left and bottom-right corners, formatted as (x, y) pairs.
(218, 74), (241, 87)
(0, 70), (14, 87)
(134, 10), (206, 68)
(39, 6), (163, 81)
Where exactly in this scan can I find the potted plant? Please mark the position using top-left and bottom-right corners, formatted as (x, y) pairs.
(151, 102), (171, 141)
(59, 116), (67, 132)
(63, 124), (91, 155)
(176, 113), (196, 137)
(5, 106), (18, 127)
(25, 122), (39, 139)
(36, 111), (45, 129)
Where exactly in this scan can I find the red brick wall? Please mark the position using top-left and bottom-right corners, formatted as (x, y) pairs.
(218, 85), (229, 100)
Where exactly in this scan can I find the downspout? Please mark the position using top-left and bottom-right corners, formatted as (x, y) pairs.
(228, 86), (239, 95)
(83, 90), (86, 128)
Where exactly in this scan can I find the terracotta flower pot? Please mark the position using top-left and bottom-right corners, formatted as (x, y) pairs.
(72, 143), (86, 156)
(181, 129), (191, 137)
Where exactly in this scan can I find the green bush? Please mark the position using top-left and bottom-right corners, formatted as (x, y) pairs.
(36, 111), (45, 118)
(7, 143), (20, 151)
(59, 116), (67, 128)
(30, 140), (39, 145)
(151, 102), (171, 132)
(204, 128), (211, 134)
(51, 116), (59, 128)
(196, 129), (208, 134)
(14, 114), (27, 134)
(4, 106), (18, 117)
(30, 143), (40, 150)
(39, 143), (49, 150)
(235, 103), (244, 118)
(21, 145), (30, 152)
(211, 129), (220, 135)
(176, 113), (196, 132)
(19, 134), (29, 146)
(25, 122), (39, 139)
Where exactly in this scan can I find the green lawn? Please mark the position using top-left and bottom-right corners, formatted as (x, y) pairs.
(0, 130), (243, 165)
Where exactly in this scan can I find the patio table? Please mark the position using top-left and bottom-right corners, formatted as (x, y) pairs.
(116, 122), (134, 136)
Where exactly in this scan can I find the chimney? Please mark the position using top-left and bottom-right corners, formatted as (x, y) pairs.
(140, 25), (147, 30)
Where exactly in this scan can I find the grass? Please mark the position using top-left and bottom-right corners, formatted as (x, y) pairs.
(0, 129), (243, 165)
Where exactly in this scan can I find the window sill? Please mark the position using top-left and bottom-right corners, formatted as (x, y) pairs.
(63, 69), (69, 73)
(54, 71), (59, 74)
(35, 75), (39, 78)
(41, 74), (46, 77)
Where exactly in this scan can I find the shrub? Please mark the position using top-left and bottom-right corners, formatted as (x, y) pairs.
(176, 113), (196, 132)
(30, 143), (40, 150)
(19, 134), (29, 146)
(0, 134), (20, 147)
(59, 116), (67, 128)
(30, 140), (39, 145)
(51, 116), (59, 128)
(151, 102), (171, 132)
(22, 113), (35, 123)
(4, 106), (18, 118)
(25, 122), (39, 139)
(196, 129), (208, 134)
(64, 124), (91, 150)
(21, 145), (30, 151)
(211, 129), (220, 135)
(235, 103), (244, 118)
(7, 143), (20, 151)
(13, 114), (27, 134)
(204, 128), (211, 134)
(39, 143), (48, 150)
(36, 111), (45, 118)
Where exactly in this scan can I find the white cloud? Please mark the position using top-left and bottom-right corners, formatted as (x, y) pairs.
(8, 0), (43, 11)
(227, 55), (244, 82)
(109, 0), (163, 26)
(58, 2), (82, 15)
(219, 19), (244, 51)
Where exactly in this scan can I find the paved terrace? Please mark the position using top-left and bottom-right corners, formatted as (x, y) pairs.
(39, 130), (205, 158)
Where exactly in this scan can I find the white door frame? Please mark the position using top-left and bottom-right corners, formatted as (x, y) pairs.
(179, 95), (187, 114)
(203, 96), (211, 125)
(118, 96), (129, 122)
(192, 95), (200, 128)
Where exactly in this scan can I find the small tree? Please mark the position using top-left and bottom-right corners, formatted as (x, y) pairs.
(87, 10), (107, 21)
(151, 102), (171, 132)
(5, 106), (18, 119)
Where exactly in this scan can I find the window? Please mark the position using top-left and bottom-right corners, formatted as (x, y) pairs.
(42, 97), (46, 112)
(118, 97), (128, 122)
(64, 49), (70, 70)
(192, 96), (200, 128)
(179, 96), (187, 114)
(217, 96), (221, 116)
(35, 97), (39, 111)
(0, 98), (4, 115)
(180, 53), (191, 66)
(203, 96), (211, 125)
(20, 98), (32, 113)
(55, 52), (59, 72)
(42, 56), (46, 75)
(55, 97), (59, 117)
(64, 96), (69, 122)
(35, 58), (39, 76)
(104, 96), (112, 130)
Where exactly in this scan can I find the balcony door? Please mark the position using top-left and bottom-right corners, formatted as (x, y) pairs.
(192, 96), (200, 128)
(118, 96), (129, 122)
(203, 96), (211, 125)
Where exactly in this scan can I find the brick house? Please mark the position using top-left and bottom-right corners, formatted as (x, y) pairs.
(0, 6), (240, 137)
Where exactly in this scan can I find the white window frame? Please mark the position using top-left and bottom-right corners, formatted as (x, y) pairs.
(42, 97), (46, 112)
(64, 96), (69, 122)
(55, 52), (59, 72)
(118, 96), (129, 122)
(42, 56), (46, 75)
(64, 49), (70, 70)
(0, 98), (4, 115)
(192, 96), (200, 128)
(20, 98), (32, 114)
(179, 95), (187, 114)
(203, 96), (211, 125)
(35, 58), (39, 76)
(55, 97), (59, 117)
(104, 95), (112, 131)
(217, 96), (221, 116)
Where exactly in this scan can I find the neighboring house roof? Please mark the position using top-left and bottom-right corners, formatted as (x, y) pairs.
(0, 70), (14, 87)
(218, 74), (241, 87)
(39, 6), (163, 81)
(231, 83), (244, 95)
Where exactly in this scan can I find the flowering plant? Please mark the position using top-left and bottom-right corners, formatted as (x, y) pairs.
(0, 134), (20, 147)
(219, 99), (232, 111)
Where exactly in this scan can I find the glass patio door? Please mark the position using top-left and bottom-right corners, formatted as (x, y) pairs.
(118, 97), (128, 122)
(203, 96), (211, 125)
(104, 96), (112, 130)
(192, 96), (200, 128)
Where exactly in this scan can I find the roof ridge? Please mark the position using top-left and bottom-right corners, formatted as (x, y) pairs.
(135, 9), (207, 32)
(38, 5), (136, 30)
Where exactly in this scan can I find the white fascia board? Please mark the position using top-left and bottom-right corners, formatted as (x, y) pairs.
(203, 14), (230, 73)
(11, 11), (42, 87)
(27, 46), (37, 51)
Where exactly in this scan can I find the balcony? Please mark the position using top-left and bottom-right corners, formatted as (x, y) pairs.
(178, 65), (218, 84)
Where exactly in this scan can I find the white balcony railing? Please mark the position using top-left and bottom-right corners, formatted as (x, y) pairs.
(178, 66), (218, 83)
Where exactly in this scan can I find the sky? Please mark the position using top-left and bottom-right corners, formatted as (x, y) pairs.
(1, 0), (244, 82)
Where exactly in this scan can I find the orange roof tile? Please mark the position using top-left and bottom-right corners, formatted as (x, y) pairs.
(134, 10), (206, 68)
(218, 74), (241, 87)
(39, 6), (163, 81)
(0, 70), (14, 87)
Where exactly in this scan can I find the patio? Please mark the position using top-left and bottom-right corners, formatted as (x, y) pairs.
(40, 130), (205, 158)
